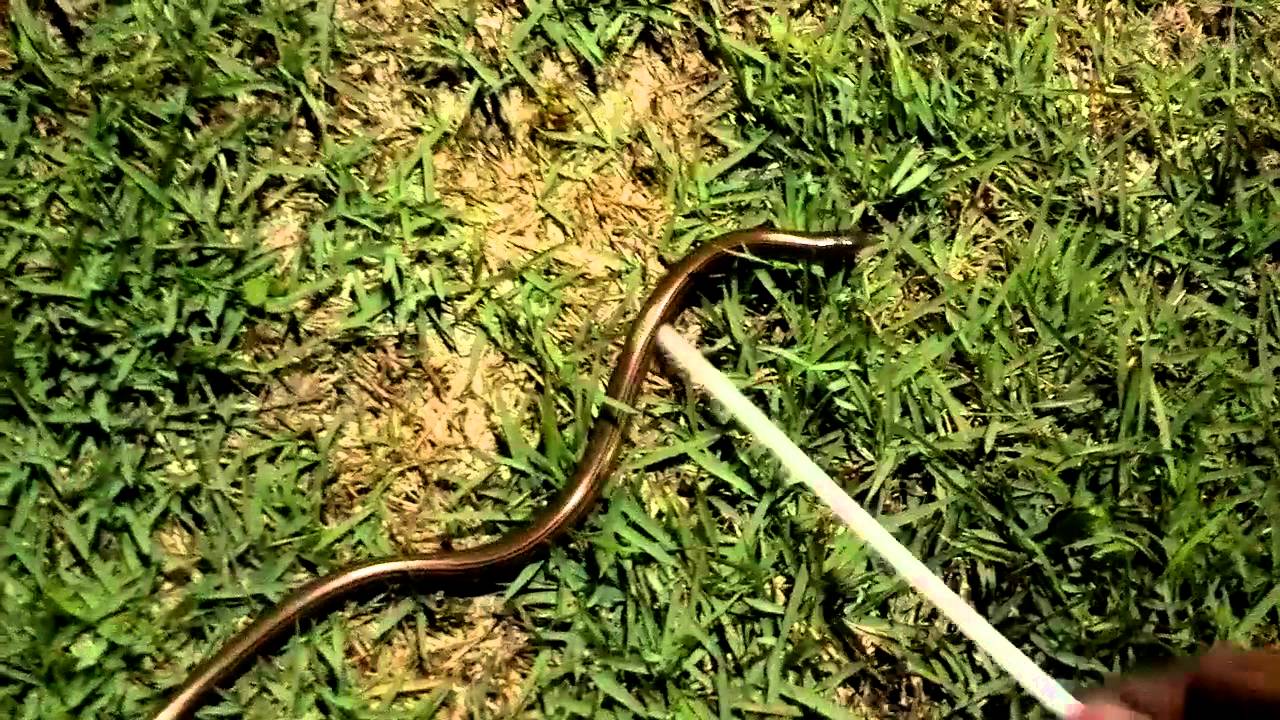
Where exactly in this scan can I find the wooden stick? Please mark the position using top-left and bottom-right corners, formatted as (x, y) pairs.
(655, 325), (1081, 718)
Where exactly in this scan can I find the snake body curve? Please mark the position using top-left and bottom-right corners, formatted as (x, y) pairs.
(152, 228), (872, 720)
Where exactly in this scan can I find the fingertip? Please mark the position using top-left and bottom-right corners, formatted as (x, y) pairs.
(1067, 703), (1150, 720)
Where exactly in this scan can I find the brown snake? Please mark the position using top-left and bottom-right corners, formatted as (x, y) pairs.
(152, 228), (875, 720)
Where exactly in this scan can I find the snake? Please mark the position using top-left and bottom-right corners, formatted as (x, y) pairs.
(151, 228), (875, 720)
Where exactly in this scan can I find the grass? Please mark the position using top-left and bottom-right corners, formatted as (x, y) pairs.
(2, 0), (1278, 718)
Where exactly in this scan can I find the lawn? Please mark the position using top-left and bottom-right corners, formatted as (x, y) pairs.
(2, 1), (1278, 718)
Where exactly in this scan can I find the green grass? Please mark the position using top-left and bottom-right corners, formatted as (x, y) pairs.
(2, 1), (1279, 718)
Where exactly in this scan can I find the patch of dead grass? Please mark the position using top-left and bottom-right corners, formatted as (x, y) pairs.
(254, 327), (520, 547)
(356, 596), (533, 717)
(248, 320), (536, 717)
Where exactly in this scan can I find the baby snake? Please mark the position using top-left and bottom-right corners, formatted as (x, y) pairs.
(151, 228), (874, 720)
